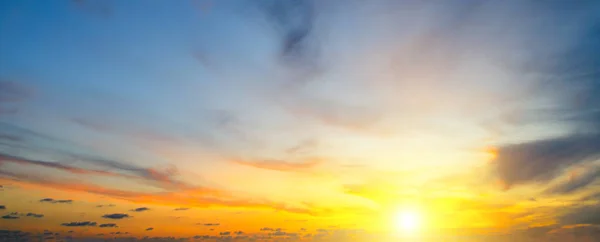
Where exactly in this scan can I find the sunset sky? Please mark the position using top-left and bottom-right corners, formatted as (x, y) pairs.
(1, 0), (600, 241)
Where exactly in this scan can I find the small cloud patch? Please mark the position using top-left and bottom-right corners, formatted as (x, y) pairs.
(61, 221), (97, 227)
(39, 198), (72, 204)
(174, 207), (189, 211)
(102, 213), (129, 219)
(131, 207), (150, 212)
(26, 213), (44, 218)
(146, 227), (154, 231)
(2, 214), (19, 219)
(199, 223), (220, 226)
(99, 223), (118, 228)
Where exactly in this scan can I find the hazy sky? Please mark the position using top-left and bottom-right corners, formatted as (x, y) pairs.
(1, 0), (600, 241)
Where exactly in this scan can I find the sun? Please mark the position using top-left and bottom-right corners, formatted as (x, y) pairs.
(395, 209), (422, 232)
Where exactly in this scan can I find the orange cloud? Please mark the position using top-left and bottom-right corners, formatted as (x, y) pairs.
(231, 158), (322, 172)
(0, 175), (318, 216)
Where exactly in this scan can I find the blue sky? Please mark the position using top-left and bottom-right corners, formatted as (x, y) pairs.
(1, 0), (600, 241)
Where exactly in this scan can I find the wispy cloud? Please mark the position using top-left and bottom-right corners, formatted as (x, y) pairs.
(232, 158), (322, 172)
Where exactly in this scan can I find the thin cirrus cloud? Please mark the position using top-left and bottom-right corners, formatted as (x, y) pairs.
(231, 158), (323, 173)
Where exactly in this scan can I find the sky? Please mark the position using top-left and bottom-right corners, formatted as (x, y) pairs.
(0, 0), (600, 241)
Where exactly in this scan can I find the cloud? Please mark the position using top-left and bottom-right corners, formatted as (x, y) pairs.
(0, 124), (202, 191)
(39, 198), (73, 204)
(0, 169), (335, 217)
(96, 204), (115, 208)
(560, 204), (600, 225)
(146, 227), (153, 231)
(232, 158), (322, 172)
(99, 223), (118, 228)
(255, 0), (319, 76)
(494, 133), (600, 189)
(546, 166), (600, 194)
(61, 221), (97, 227)
(1, 214), (18, 219)
(0, 205), (5, 209)
(102, 213), (129, 219)
(25, 213), (43, 218)
(0, 153), (126, 178)
(219, 231), (230, 236)
(199, 223), (220, 227)
(174, 207), (189, 211)
(0, 80), (33, 103)
(131, 207), (150, 212)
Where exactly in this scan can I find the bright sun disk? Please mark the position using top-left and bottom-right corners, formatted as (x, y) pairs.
(395, 210), (422, 233)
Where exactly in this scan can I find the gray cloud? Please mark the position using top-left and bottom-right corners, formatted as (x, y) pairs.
(495, 133), (600, 189)
(560, 204), (600, 225)
(1, 214), (18, 219)
(173, 207), (189, 211)
(546, 166), (600, 194)
(102, 213), (129, 219)
(99, 223), (118, 228)
(61, 221), (97, 227)
(131, 207), (150, 212)
(0, 205), (5, 210)
(25, 213), (44, 218)
(146, 227), (153, 231)
(39, 198), (73, 204)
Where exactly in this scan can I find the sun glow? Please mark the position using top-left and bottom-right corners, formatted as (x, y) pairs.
(395, 209), (422, 233)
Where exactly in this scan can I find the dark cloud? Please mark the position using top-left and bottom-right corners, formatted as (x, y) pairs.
(25, 213), (44, 218)
(131, 207), (150, 212)
(174, 207), (189, 211)
(61, 221), (97, 227)
(146, 227), (153, 231)
(219, 231), (231, 236)
(39, 198), (73, 204)
(102, 213), (129, 219)
(0, 205), (5, 209)
(1, 214), (18, 219)
(494, 133), (600, 189)
(99, 223), (118, 228)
